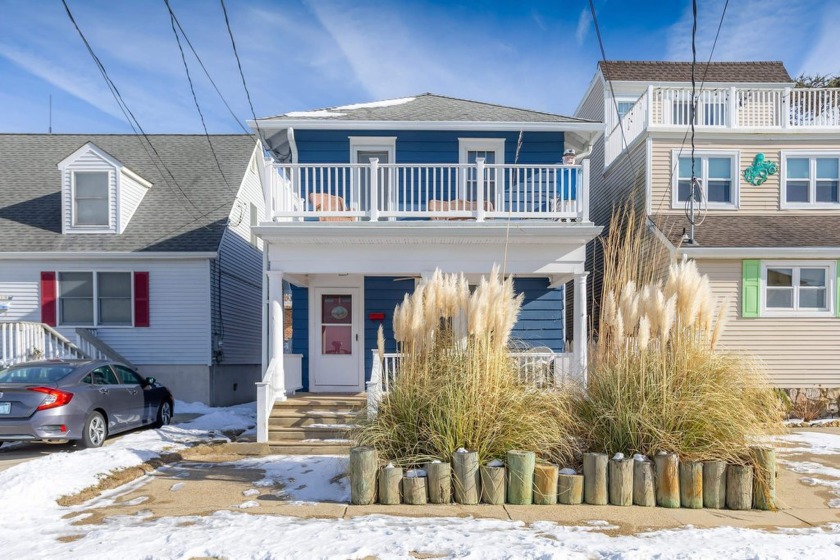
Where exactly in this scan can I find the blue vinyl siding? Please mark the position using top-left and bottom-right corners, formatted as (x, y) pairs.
(510, 278), (565, 352)
(364, 276), (415, 382)
(290, 285), (310, 390)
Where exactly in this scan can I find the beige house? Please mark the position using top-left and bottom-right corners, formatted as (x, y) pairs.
(576, 60), (840, 390)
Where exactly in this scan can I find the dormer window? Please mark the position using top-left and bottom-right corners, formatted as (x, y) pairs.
(73, 171), (110, 227)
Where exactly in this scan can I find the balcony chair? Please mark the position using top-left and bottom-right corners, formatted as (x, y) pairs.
(308, 193), (355, 222)
(427, 199), (494, 220)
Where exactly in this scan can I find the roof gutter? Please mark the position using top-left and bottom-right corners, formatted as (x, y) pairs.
(0, 251), (218, 261)
(678, 247), (840, 259)
(248, 119), (603, 133)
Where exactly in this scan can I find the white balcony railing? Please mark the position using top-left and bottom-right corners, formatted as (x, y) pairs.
(265, 159), (589, 223)
(0, 322), (88, 368)
(604, 86), (840, 167)
(366, 349), (581, 417)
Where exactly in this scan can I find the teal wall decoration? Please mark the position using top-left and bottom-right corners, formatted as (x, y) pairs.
(743, 153), (777, 186)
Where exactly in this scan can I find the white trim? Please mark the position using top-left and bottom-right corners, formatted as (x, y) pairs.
(573, 71), (604, 118)
(349, 136), (396, 163)
(645, 136), (653, 216)
(309, 281), (365, 392)
(0, 252), (217, 260)
(57, 142), (124, 170)
(121, 166), (153, 189)
(670, 149), (740, 210)
(251, 119), (603, 133)
(56, 270), (135, 328)
(779, 151), (840, 210)
(287, 127), (299, 164)
(681, 247), (840, 259)
(759, 260), (836, 318)
(70, 169), (114, 232)
(458, 138), (506, 165)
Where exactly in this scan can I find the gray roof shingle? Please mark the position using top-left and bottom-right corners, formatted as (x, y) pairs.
(599, 61), (792, 83)
(0, 134), (256, 253)
(262, 93), (595, 123)
(651, 214), (840, 248)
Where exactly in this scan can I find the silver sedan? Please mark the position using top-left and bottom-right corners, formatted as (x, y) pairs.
(0, 360), (174, 448)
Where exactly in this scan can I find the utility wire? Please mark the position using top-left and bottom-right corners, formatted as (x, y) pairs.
(61, 0), (205, 219)
(220, 0), (265, 142)
(164, 0), (234, 194)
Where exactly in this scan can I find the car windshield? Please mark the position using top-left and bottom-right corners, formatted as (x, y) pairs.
(0, 365), (76, 384)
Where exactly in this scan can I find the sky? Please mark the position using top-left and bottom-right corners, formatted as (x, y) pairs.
(0, 0), (838, 134)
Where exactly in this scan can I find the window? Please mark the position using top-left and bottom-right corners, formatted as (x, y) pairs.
(114, 365), (143, 385)
(90, 366), (119, 385)
(762, 262), (835, 316)
(616, 101), (636, 121)
(58, 271), (132, 326)
(459, 138), (505, 204)
(674, 151), (738, 208)
(782, 154), (840, 207)
(73, 171), (110, 227)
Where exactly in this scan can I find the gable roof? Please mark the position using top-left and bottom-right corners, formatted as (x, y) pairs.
(598, 61), (792, 83)
(0, 134), (257, 254)
(259, 93), (596, 124)
(651, 214), (840, 249)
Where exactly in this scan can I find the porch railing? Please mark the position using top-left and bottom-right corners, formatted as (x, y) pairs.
(605, 85), (840, 167)
(266, 160), (589, 223)
(256, 356), (284, 442)
(0, 322), (88, 368)
(367, 349), (582, 417)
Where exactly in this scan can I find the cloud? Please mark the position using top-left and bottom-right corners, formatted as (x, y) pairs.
(796, 2), (840, 77)
(575, 7), (590, 45)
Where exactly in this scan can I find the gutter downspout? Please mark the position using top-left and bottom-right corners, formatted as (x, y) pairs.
(287, 127), (298, 164)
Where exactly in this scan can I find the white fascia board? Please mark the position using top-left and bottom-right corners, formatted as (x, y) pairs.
(0, 251), (218, 261)
(573, 70), (605, 117)
(679, 247), (840, 259)
(648, 126), (840, 138)
(57, 141), (124, 170)
(121, 166), (153, 189)
(249, 119), (603, 133)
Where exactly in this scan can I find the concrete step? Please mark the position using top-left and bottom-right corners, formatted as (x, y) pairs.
(267, 439), (353, 455)
(268, 426), (354, 441)
(268, 411), (364, 427)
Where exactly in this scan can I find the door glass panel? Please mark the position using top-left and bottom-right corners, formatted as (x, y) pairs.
(90, 366), (119, 385)
(321, 295), (353, 355)
(356, 150), (389, 212)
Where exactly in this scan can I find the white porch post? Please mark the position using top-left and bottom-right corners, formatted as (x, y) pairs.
(267, 270), (286, 401)
(573, 272), (589, 382)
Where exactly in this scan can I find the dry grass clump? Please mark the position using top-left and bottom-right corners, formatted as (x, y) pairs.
(355, 267), (579, 466)
(579, 204), (784, 462)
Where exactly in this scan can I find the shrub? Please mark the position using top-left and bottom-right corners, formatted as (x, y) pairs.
(355, 267), (579, 466)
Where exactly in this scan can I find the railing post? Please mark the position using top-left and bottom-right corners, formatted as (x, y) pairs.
(573, 272), (589, 383)
(369, 158), (380, 221)
(581, 160), (590, 223)
(366, 349), (383, 419)
(475, 157), (486, 222)
(729, 87), (738, 128)
(782, 87), (791, 128)
(646, 85), (654, 126)
(268, 271), (286, 402)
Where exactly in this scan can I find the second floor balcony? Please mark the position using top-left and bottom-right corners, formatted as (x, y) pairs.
(263, 159), (590, 224)
(606, 85), (840, 166)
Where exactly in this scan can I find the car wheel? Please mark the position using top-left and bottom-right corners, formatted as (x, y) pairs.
(82, 412), (107, 448)
(155, 401), (172, 428)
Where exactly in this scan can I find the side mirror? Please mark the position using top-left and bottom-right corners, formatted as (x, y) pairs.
(145, 376), (157, 386)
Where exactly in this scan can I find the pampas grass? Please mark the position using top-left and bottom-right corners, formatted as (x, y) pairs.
(355, 266), (579, 465)
(580, 203), (784, 462)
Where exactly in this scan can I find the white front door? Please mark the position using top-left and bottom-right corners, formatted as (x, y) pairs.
(311, 288), (362, 392)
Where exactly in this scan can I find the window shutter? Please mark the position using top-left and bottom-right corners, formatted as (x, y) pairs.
(742, 260), (760, 318)
(134, 272), (150, 327)
(40, 272), (57, 326)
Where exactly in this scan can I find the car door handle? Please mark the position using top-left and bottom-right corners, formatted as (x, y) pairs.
(99, 388), (109, 394)
(129, 389), (138, 395)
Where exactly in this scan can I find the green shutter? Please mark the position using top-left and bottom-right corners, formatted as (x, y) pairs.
(742, 260), (761, 318)
(836, 261), (840, 318)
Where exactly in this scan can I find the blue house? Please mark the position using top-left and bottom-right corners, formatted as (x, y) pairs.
(251, 94), (602, 446)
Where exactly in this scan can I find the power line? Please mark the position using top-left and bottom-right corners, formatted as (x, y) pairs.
(61, 0), (205, 219)
(164, 0), (234, 194)
(219, 0), (265, 142)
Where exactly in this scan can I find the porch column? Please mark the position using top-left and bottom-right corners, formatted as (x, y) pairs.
(573, 272), (589, 382)
(267, 270), (286, 401)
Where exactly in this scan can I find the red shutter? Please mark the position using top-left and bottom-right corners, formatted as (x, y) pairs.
(40, 272), (57, 326)
(134, 272), (150, 327)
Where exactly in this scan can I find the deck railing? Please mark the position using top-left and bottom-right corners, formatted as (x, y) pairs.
(605, 86), (840, 167)
(266, 160), (589, 223)
(367, 349), (581, 417)
(0, 322), (88, 368)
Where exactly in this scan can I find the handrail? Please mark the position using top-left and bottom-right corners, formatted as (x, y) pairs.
(0, 321), (89, 368)
(366, 350), (383, 419)
(75, 328), (135, 369)
(256, 357), (283, 442)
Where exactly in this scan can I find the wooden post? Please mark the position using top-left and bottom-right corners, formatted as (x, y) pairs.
(378, 466), (402, 505)
(726, 464), (753, 510)
(452, 451), (480, 505)
(679, 461), (703, 509)
(506, 450), (536, 505)
(425, 462), (452, 504)
(349, 446), (378, 505)
(751, 446), (776, 510)
(654, 453), (680, 508)
(533, 464), (559, 505)
(608, 457), (633, 506)
(558, 473), (584, 504)
(633, 459), (655, 507)
(583, 452), (609, 505)
(480, 466), (506, 505)
(702, 461), (727, 509)
(402, 476), (428, 505)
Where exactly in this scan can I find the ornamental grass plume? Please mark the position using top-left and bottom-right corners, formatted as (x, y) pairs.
(580, 201), (783, 462)
(356, 266), (579, 466)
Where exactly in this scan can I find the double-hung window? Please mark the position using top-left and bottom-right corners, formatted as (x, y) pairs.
(762, 262), (835, 316)
(673, 151), (738, 208)
(782, 154), (840, 208)
(73, 171), (110, 227)
(58, 272), (133, 326)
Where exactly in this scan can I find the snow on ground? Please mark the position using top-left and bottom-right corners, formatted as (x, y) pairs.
(773, 431), (840, 455)
(3, 409), (840, 558)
